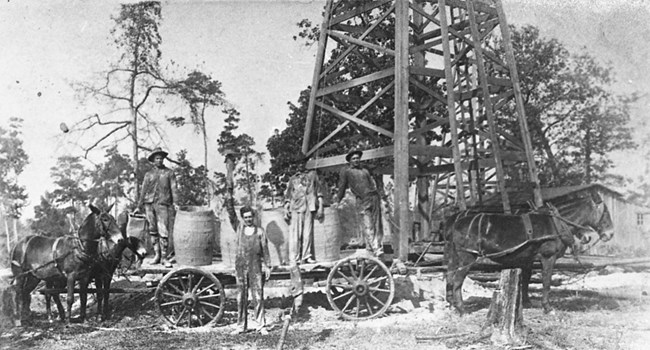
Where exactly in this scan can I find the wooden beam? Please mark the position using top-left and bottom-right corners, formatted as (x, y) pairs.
(314, 101), (394, 138)
(468, 0), (511, 213)
(302, 0), (334, 154)
(315, 68), (394, 97)
(321, 4), (396, 79)
(305, 81), (395, 157)
(439, 0), (466, 211)
(409, 66), (446, 79)
(495, 0), (543, 207)
(330, 0), (394, 26)
(306, 145), (395, 170)
(328, 30), (396, 56)
(395, 0), (411, 261)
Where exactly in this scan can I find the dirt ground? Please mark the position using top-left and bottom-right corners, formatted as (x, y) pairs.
(1, 266), (649, 350)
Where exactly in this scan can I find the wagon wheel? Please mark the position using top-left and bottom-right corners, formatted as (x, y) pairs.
(155, 267), (225, 328)
(326, 255), (395, 320)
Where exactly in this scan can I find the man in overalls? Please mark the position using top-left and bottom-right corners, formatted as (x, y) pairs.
(224, 151), (271, 335)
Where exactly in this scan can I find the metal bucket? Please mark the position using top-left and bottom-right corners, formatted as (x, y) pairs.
(126, 213), (152, 254)
(173, 206), (217, 266)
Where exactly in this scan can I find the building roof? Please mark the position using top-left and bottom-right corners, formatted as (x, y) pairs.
(476, 183), (623, 211)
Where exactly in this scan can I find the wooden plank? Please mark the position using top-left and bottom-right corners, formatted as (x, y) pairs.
(315, 68), (394, 97)
(408, 117), (449, 138)
(446, 0), (498, 16)
(330, 0), (394, 26)
(409, 38), (442, 54)
(409, 77), (447, 104)
(439, 0), (466, 211)
(467, 0), (511, 213)
(395, 0), (411, 261)
(409, 66), (446, 79)
(495, 0), (543, 207)
(328, 30), (396, 56)
(321, 3), (395, 78)
(315, 101), (394, 138)
(306, 145), (395, 169)
(303, 0), (334, 154)
(305, 81), (395, 157)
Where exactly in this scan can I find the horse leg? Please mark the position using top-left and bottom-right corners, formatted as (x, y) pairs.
(540, 255), (558, 314)
(95, 277), (103, 321)
(66, 273), (76, 323)
(79, 277), (89, 322)
(16, 276), (39, 325)
(451, 253), (474, 315)
(101, 276), (111, 320)
(45, 281), (54, 322)
(444, 241), (455, 306)
(520, 262), (534, 308)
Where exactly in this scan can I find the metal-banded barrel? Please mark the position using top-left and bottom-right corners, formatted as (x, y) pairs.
(173, 206), (217, 266)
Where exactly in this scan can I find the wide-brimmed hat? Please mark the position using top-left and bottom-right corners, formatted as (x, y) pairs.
(345, 149), (363, 162)
(147, 147), (168, 162)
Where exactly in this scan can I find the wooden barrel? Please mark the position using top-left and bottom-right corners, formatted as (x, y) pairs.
(260, 209), (289, 267)
(173, 206), (217, 266)
(314, 206), (342, 262)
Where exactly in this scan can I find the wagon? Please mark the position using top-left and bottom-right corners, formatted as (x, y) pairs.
(129, 206), (398, 328)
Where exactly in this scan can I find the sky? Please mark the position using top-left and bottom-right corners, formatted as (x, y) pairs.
(1, 0), (649, 219)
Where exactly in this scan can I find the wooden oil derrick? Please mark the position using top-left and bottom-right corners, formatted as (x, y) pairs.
(301, 0), (542, 261)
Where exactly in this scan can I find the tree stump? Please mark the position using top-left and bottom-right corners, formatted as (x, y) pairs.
(485, 268), (525, 346)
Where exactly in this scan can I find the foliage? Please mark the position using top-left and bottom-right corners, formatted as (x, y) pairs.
(168, 71), (231, 171)
(174, 150), (211, 206)
(494, 25), (636, 186)
(74, 1), (169, 202)
(86, 146), (135, 209)
(29, 192), (72, 237)
(50, 156), (89, 208)
(215, 108), (266, 206)
(0, 118), (29, 218)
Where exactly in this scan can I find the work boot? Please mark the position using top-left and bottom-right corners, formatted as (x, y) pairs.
(151, 235), (161, 264)
(160, 238), (173, 268)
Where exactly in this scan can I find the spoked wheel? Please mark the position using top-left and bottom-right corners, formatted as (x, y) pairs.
(326, 255), (395, 320)
(155, 267), (225, 327)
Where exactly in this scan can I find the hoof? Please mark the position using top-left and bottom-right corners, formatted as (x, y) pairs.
(14, 319), (22, 327)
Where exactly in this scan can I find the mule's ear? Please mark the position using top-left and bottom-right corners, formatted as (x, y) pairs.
(89, 204), (101, 215)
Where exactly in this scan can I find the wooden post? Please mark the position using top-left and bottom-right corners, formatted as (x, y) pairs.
(302, 0), (334, 154)
(466, 0), (511, 213)
(394, 0), (411, 261)
(486, 268), (525, 346)
(438, 0), (466, 211)
(494, 0), (543, 207)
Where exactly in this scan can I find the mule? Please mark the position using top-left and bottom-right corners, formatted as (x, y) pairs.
(444, 192), (613, 314)
(10, 204), (123, 325)
(90, 235), (147, 321)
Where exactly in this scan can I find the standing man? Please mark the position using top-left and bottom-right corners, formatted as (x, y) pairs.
(137, 147), (178, 268)
(224, 151), (272, 335)
(336, 149), (385, 257)
(283, 161), (324, 264)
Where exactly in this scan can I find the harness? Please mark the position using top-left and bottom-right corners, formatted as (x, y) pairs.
(458, 210), (566, 259)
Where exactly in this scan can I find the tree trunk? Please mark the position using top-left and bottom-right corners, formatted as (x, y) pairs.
(485, 268), (525, 346)
(4, 214), (10, 255)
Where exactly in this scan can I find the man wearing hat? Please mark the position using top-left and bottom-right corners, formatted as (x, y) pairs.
(137, 147), (178, 268)
(336, 149), (385, 257)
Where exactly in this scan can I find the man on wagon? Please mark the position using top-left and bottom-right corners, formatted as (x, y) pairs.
(336, 149), (386, 257)
(224, 150), (272, 335)
(283, 158), (325, 264)
(136, 147), (178, 268)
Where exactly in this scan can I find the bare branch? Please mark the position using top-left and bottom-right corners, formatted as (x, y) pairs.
(83, 123), (130, 158)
